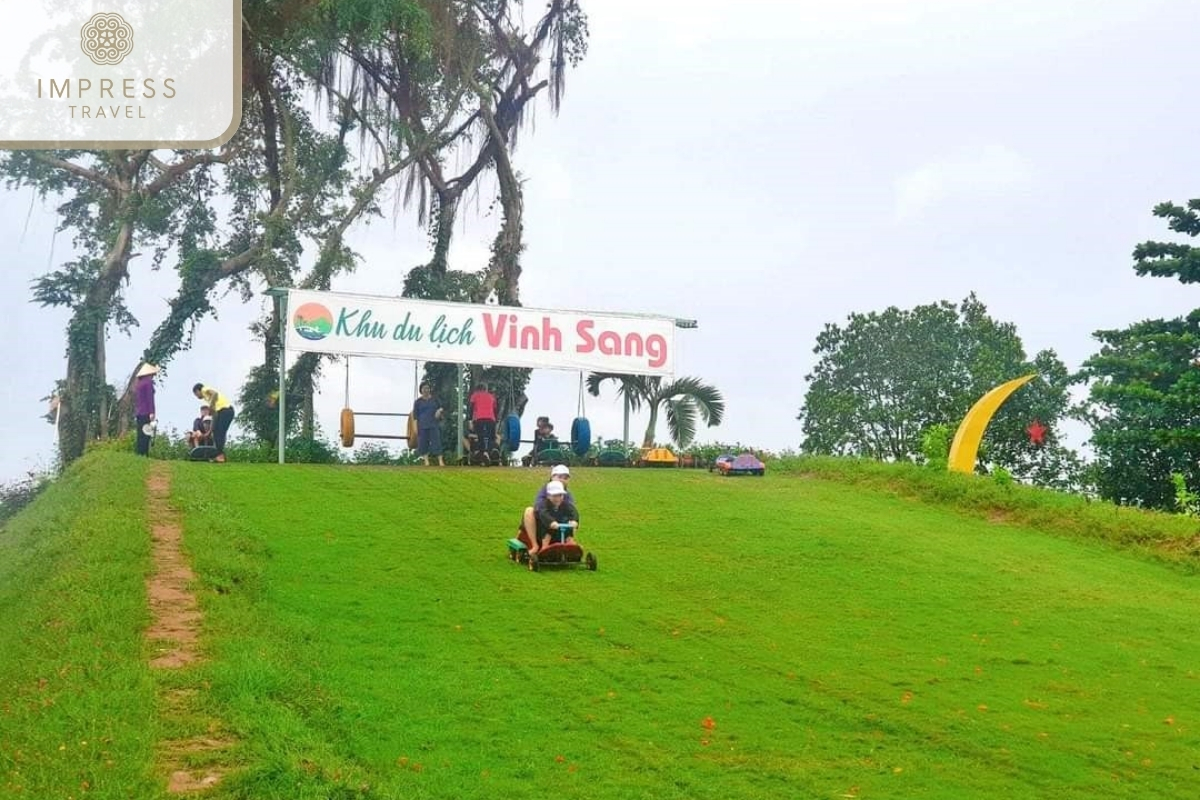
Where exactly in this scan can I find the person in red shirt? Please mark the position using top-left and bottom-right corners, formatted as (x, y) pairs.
(468, 382), (498, 458)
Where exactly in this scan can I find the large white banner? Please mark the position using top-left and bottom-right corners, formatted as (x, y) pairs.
(283, 289), (678, 376)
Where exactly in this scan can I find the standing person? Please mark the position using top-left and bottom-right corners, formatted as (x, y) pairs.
(412, 382), (445, 466)
(468, 381), (498, 459)
(192, 382), (236, 463)
(133, 363), (158, 456)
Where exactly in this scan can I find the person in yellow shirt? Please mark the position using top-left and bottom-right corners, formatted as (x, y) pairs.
(192, 382), (236, 462)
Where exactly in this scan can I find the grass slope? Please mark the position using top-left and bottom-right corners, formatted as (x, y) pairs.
(168, 462), (1199, 799)
(0, 453), (160, 798)
(3, 454), (1199, 799)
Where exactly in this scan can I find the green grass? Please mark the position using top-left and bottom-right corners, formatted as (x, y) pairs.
(0, 453), (161, 798)
(5, 454), (1200, 798)
(775, 455), (1200, 566)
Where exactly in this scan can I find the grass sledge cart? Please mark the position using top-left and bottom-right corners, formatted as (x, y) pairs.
(713, 452), (766, 476)
(507, 524), (597, 572)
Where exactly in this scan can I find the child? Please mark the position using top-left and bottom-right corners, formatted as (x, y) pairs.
(529, 480), (579, 566)
(520, 464), (573, 538)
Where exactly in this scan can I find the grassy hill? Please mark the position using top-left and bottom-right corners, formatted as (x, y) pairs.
(2, 451), (1199, 799)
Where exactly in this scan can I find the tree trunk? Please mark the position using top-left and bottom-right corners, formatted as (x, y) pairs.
(643, 404), (660, 450)
(96, 316), (109, 439)
(301, 371), (315, 439)
(429, 189), (456, 277)
(58, 217), (135, 465)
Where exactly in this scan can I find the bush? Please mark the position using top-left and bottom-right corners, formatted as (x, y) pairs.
(920, 424), (952, 470)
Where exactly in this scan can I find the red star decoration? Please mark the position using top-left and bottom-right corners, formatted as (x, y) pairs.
(1026, 420), (1047, 446)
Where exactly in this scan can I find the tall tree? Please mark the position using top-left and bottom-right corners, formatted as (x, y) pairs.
(586, 374), (725, 449)
(1076, 198), (1200, 509)
(797, 294), (1078, 485)
(10, 144), (243, 464)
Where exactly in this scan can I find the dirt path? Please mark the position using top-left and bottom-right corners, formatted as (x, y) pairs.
(145, 462), (234, 793)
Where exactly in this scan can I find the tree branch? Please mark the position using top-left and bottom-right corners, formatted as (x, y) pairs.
(30, 153), (120, 192)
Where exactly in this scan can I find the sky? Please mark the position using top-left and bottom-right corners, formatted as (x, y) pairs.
(3, 0), (1200, 481)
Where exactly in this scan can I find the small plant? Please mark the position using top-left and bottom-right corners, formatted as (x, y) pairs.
(1171, 472), (1200, 517)
(991, 465), (1014, 487)
(921, 424), (952, 470)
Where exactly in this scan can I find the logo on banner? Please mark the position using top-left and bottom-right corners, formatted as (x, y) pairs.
(293, 303), (334, 341)
(80, 13), (134, 65)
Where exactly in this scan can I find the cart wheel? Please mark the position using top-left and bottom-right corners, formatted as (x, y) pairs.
(586, 552), (597, 571)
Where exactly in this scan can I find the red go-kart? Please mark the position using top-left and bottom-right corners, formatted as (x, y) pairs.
(507, 522), (597, 572)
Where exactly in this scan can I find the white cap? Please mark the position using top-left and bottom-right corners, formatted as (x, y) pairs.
(545, 480), (566, 496)
(550, 464), (570, 477)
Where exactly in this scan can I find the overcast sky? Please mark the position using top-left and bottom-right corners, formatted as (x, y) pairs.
(3, 0), (1200, 481)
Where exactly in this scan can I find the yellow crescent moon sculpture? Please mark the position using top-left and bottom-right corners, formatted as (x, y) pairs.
(947, 373), (1037, 474)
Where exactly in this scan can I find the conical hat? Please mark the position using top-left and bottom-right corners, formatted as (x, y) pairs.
(136, 363), (159, 377)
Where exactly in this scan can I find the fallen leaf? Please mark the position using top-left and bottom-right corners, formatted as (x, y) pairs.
(701, 716), (716, 730)
(1165, 716), (1176, 726)
(901, 691), (914, 704)
(555, 755), (565, 763)
(977, 704), (988, 712)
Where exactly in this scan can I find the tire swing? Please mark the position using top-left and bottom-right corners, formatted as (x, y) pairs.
(570, 372), (591, 460)
(504, 412), (521, 456)
(339, 357), (356, 447)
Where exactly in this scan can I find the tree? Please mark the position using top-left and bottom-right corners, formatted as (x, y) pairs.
(586, 374), (725, 449)
(797, 294), (1078, 485)
(1075, 198), (1200, 509)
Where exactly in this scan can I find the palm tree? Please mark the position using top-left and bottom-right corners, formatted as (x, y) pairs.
(586, 373), (726, 449)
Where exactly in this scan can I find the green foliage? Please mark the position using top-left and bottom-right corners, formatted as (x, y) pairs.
(1131, 198), (1200, 283)
(1076, 197), (1200, 511)
(586, 373), (726, 448)
(797, 293), (1079, 487)
(990, 464), (1014, 487)
(1172, 472), (1200, 517)
(920, 423), (952, 470)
